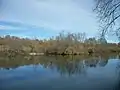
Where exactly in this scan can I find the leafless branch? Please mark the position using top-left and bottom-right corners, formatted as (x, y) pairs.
(94, 0), (120, 41)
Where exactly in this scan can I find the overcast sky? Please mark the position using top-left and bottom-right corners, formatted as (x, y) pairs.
(0, 0), (118, 42)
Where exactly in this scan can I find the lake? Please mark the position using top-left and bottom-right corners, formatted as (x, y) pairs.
(0, 55), (120, 90)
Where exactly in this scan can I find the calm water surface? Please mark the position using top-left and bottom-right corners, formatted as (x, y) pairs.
(0, 55), (120, 90)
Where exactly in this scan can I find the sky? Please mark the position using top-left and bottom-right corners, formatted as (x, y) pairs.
(0, 0), (118, 42)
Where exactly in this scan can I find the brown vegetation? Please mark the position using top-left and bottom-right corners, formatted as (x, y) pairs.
(0, 32), (119, 56)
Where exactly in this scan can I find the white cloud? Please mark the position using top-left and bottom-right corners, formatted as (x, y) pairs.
(0, 25), (24, 30)
(0, 0), (98, 36)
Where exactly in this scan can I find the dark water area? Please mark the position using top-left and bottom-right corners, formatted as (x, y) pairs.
(0, 55), (120, 90)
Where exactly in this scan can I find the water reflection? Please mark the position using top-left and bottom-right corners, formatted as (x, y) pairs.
(0, 55), (109, 73)
(0, 55), (120, 90)
(0, 55), (117, 74)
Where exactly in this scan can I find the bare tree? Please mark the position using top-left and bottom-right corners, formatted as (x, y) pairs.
(94, 0), (120, 41)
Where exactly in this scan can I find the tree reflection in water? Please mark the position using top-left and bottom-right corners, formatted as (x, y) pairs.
(0, 55), (113, 75)
(0, 54), (120, 90)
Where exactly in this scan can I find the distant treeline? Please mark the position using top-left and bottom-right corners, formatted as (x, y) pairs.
(0, 32), (120, 55)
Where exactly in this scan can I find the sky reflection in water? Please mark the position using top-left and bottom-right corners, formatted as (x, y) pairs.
(0, 55), (120, 90)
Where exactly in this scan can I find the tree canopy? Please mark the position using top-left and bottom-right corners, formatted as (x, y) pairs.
(94, 0), (120, 41)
